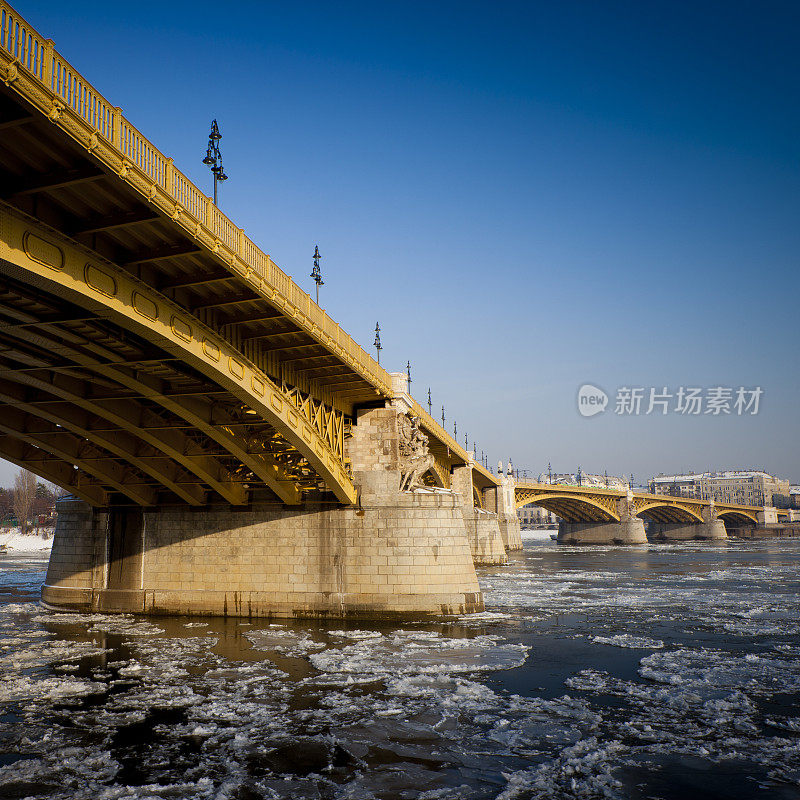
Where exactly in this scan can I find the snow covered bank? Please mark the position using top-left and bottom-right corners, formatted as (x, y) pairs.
(0, 528), (53, 552)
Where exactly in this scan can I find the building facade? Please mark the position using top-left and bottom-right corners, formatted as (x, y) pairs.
(649, 471), (790, 507)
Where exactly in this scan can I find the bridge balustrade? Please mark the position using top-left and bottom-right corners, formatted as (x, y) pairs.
(0, 0), (396, 403)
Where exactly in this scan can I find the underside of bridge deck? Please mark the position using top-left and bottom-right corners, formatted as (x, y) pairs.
(0, 73), (397, 505)
(0, 86), (383, 419)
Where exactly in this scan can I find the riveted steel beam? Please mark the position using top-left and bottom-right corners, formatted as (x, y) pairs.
(0, 402), (157, 505)
(0, 213), (354, 502)
(0, 433), (107, 506)
(0, 375), (208, 505)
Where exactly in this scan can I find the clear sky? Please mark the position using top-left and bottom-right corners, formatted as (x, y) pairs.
(1, 0), (798, 487)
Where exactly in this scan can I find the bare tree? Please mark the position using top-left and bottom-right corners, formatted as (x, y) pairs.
(13, 469), (37, 535)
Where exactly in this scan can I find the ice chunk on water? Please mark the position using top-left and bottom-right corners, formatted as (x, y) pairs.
(309, 630), (529, 681)
(245, 628), (326, 657)
(593, 634), (664, 649)
(0, 674), (106, 703)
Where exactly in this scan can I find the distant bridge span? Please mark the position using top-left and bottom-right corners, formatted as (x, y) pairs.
(514, 481), (761, 527)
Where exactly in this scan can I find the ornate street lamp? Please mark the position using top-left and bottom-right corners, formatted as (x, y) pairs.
(427, 388), (432, 416)
(202, 119), (228, 205)
(310, 245), (324, 305)
(373, 322), (382, 365)
(406, 360), (412, 388)
(441, 405), (445, 427)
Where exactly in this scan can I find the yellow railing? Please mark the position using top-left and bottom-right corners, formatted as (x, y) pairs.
(0, 1), (393, 397)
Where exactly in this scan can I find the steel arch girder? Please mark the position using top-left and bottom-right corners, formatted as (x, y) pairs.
(0, 402), (157, 505)
(633, 500), (704, 523)
(717, 509), (759, 525)
(0, 433), (107, 506)
(0, 211), (356, 504)
(0, 367), (234, 504)
(0, 320), (298, 505)
(515, 490), (621, 522)
(0, 379), (204, 504)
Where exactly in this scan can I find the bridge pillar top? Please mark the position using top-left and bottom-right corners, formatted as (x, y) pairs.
(389, 372), (413, 414)
(452, 463), (474, 505)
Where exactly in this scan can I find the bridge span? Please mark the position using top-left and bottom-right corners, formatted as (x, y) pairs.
(514, 481), (762, 544)
(0, 3), (766, 619)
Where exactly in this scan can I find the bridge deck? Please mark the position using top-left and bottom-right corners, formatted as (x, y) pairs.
(0, 1), (495, 505)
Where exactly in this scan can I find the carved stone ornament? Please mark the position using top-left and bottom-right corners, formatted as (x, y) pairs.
(398, 413), (434, 491)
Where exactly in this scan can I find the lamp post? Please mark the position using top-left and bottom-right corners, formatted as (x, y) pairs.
(427, 388), (432, 416)
(406, 361), (412, 389)
(373, 322), (382, 364)
(441, 406), (445, 428)
(202, 119), (228, 206)
(310, 245), (324, 305)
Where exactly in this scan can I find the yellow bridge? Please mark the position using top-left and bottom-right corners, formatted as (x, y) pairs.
(514, 481), (761, 527)
(0, 1), (499, 511)
(0, 4), (773, 618)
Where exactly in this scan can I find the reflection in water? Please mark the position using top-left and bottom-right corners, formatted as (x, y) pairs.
(1, 539), (799, 799)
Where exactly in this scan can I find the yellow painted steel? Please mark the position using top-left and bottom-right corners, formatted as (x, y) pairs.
(515, 481), (761, 525)
(0, 0), (495, 503)
(0, 1), (392, 402)
(0, 208), (357, 504)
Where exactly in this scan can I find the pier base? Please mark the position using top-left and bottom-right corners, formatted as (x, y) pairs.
(43, 492), (484, 619)
(463, 508), (507, 565)
(648, 520), (728, 541)
(557, 518), (647, 545)
(498, 515), (523, 552)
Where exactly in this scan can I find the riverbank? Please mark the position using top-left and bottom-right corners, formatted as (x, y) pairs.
(0, 529), (53, 552)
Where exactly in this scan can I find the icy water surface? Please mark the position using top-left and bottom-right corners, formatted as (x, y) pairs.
(1, 539), (799, 799)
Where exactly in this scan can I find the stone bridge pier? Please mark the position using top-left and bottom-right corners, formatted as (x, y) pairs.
(451, 465), (507, 566)
(42, 407), (484, 619)
(557, 493), (647, 545)
(484, 466), (524, 553)
(647, 507), (728, 541)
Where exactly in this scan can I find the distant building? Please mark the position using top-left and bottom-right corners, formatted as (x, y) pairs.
(517, 506), (556, 527)
(649, 471), (790, 507)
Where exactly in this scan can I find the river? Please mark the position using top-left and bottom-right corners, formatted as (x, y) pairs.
(1, 535), (798, 799)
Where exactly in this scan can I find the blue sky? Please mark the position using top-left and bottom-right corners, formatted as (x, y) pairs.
(2, 0), (798, 486)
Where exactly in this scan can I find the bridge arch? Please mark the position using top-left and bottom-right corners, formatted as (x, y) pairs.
(422, 465), (446, 488)
(0, 212), (357, 505)
(515, 491), (620, 523)
(717, 509), (759, 526)
(634, 501), (704, 524)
